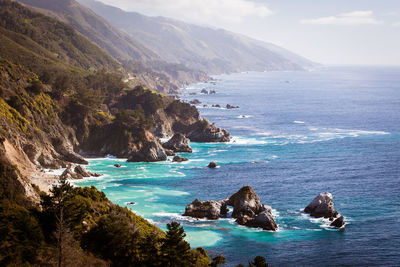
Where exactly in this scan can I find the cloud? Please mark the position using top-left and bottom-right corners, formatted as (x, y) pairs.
(301, 10), (383, 26)
(98, 0), (272, 25)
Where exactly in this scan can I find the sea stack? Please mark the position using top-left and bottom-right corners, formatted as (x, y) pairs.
(182, 186), (278, 231)
(304, 192), (345, 228)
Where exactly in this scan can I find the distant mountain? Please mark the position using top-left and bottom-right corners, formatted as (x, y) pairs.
(78, 0), (317, 74)
(17, 0), (161, 62)
(17, 0), (210, 93)
(0, 0), (120, 74)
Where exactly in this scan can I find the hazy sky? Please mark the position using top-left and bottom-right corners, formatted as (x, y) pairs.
(97, 0), (400, 65)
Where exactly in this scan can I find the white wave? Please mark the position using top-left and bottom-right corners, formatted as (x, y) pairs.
(237, 115), (253, 119)
(294, 121), (305, 124)
(153, 212), (211, 222)
(230, 136), (268, 145)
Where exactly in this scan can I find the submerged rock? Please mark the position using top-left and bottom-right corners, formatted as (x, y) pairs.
(189, 99), (202, 105)
(173, 155), (188, 162)
(162, 133), (192, 153)
(207, 161), (218, 168)
(183, 199), (227, 220)
(304, 192), (338, 219)
(330, 216), (345, 228)
(226, 104), (239, 109)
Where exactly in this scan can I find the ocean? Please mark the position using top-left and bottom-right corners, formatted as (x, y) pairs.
(75, 66), (400, 266)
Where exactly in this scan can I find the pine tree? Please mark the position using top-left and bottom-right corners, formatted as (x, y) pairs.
(160, 222), (192, 267)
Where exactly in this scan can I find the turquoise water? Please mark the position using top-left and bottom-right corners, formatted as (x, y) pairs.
(76, 67), (400, 266)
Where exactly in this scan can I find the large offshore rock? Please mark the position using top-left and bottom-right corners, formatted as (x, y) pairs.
(162, 133), (192, 153)
(226, 186), (278, 231)
(183, 186), (278, 231)
(304, 192), (339, 219)
(227, 186), (264, 218)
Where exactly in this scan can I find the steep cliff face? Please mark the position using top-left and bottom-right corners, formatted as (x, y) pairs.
(0, 59), (86, 169)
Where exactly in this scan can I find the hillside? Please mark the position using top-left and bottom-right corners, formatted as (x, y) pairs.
(78, 0), (316, 74)
(17, 0), (210, 94)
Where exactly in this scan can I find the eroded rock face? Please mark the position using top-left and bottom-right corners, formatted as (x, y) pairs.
(186, 121), (230, 143)
(127, 140), (167, 162)
(183, 199), (227, 219)
(162, 133), (192, 153)
(304, 192), (338, 219)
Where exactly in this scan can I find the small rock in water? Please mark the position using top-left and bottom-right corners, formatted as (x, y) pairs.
(126, 202), (136, 206)
(114, 163), (122, 168)
(201, 89), (208, 94)
(173, 155), (188, 162)
(330, 216), (345, 228)
(209, 90), (216, 94)
(207, 161), (218, 168)
(226, 104), (239, 109)
(189, 99), (202, 105)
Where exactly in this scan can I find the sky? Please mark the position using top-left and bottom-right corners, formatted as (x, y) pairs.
(96, 0), (400, 65)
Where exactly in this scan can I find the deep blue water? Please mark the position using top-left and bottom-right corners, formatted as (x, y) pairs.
(76, 66), (400, 266)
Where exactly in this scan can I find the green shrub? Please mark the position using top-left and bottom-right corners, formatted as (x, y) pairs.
(0, 200), (44, 266)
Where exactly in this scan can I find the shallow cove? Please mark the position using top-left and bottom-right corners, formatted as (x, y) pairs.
(75, 66), (400, 266)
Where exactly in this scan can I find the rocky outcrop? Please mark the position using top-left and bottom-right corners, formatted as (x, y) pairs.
(207, 162), (218, 168)
(226, 186), (278, 231)
(183, 186), (278, 231)
(186, 121), (230, 143)
(305, 192), (345, 228)
(183, 199), (227, 219)
(330, 216), (345, 228)
(242, 208), (278, 231)
(173, 155), (188, 162)
(304, 192), (338, 219)
(127, 138), (167, 163)
(60, 164), (101, 180)
(162, 133), (192, 153)
(226, 104), (239, 109)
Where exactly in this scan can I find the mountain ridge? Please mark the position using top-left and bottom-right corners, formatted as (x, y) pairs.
(77, 0), (317, 74)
